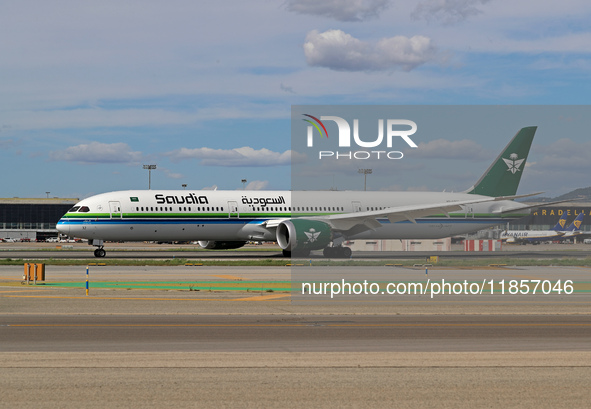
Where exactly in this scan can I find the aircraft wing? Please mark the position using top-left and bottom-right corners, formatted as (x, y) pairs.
(494, 198), (578, 214)
(306, 196), (508, 233)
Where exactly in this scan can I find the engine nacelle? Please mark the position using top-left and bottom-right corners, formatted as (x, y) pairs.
(198, 240), (247, 250)
(276, 219), (332, 252)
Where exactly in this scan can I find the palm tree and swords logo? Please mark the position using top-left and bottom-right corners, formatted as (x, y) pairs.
(502, 153), (525, 174)
(304, 228), (321, 243)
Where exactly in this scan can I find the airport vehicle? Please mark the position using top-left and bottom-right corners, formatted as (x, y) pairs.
(58, 127), (545, 258)
(501, 213), (584, 243)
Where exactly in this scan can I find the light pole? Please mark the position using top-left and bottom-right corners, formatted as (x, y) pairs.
(241, 179), (247, 190)
(358, 169), (372, 191)
(45, 192), (50, 199)
(143, 165), (157, 189)
(182, 184), (187, 190)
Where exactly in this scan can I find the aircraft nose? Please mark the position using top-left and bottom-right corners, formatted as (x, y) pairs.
(56, 219), (70, 236)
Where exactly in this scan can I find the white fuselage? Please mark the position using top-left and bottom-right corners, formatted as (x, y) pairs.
(56, 190), (530, 243)
(500, 230), (565, 242)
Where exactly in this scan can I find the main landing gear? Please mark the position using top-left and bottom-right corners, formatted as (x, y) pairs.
(323, 246), (352, 259)
(90, 239), (106, 258)
(282, 246), (352, 258)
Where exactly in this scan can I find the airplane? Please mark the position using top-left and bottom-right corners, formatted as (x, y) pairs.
(58, 126), (551, 258)
(500, 213), (567, 244)
(500, 213), (584, 244)
(558, 213), (585, 241)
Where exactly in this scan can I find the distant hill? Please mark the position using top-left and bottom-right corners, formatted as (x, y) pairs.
(522, 187), (591, 203)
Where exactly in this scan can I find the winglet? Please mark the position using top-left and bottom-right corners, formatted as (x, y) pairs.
(466, 126), (536, 197)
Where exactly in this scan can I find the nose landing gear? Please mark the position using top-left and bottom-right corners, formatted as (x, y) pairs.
(90, 239), (106, 258)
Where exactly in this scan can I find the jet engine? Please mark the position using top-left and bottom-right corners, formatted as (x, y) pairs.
(197, 241), (247, 250)
(276, 219), (332, 253)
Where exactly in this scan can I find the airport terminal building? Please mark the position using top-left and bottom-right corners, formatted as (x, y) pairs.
(508, 204), (591, 231)
(0, 198), (78, 241)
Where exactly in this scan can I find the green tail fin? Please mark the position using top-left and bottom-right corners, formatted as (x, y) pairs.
(466, 126), (537, 197)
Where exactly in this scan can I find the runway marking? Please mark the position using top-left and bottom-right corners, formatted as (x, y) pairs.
(232, 294), (290, 301)
(2, 294), (289, 302)
(211, 274), (245, 280)
(5, 323), (591, 328)
(3, 295), (591, 307)
(0, 290), (50, 293)
(510, 275), (547, 280)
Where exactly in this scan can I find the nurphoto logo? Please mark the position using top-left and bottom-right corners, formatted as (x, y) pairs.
(303, 114), (418, 160)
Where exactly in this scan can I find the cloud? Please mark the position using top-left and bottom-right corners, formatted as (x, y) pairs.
(286, 0), (391, 22)
(280, 83), (296, 94)
(303, 29), (438, 72)
(164, 146), (307, 167)
(532, 138), (591, 172)
(160, 167), (184, 179)
(411, 0), (490, 25)
(412, 138), (489, 159)
(244, 180), (270, 190)
(0, 138), (18, 149)
(517, 138), (591, 196)
(49, 142), (143, 164)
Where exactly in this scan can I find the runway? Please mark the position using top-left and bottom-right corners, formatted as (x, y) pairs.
(2, 264), (591, 408)
(4, 241), (591, 260)
(6, 248), (591, 260)
(2, 314), (591, 352)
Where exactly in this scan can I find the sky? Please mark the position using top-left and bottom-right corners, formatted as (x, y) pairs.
(1, 0), (591, 199)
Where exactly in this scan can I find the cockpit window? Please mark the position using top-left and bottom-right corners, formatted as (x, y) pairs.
(68, 206), (80, 213)
(78, 206), (90, 212)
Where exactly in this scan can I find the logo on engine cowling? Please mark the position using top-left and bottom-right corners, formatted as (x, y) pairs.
(304, 228), (321, 243)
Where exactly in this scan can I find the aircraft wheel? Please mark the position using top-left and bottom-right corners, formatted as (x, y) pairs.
(282, 249), (291, 257)
(323, 247), (333, 258)
(341, 247), (352, 258)
(94, 248), (106, 258)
